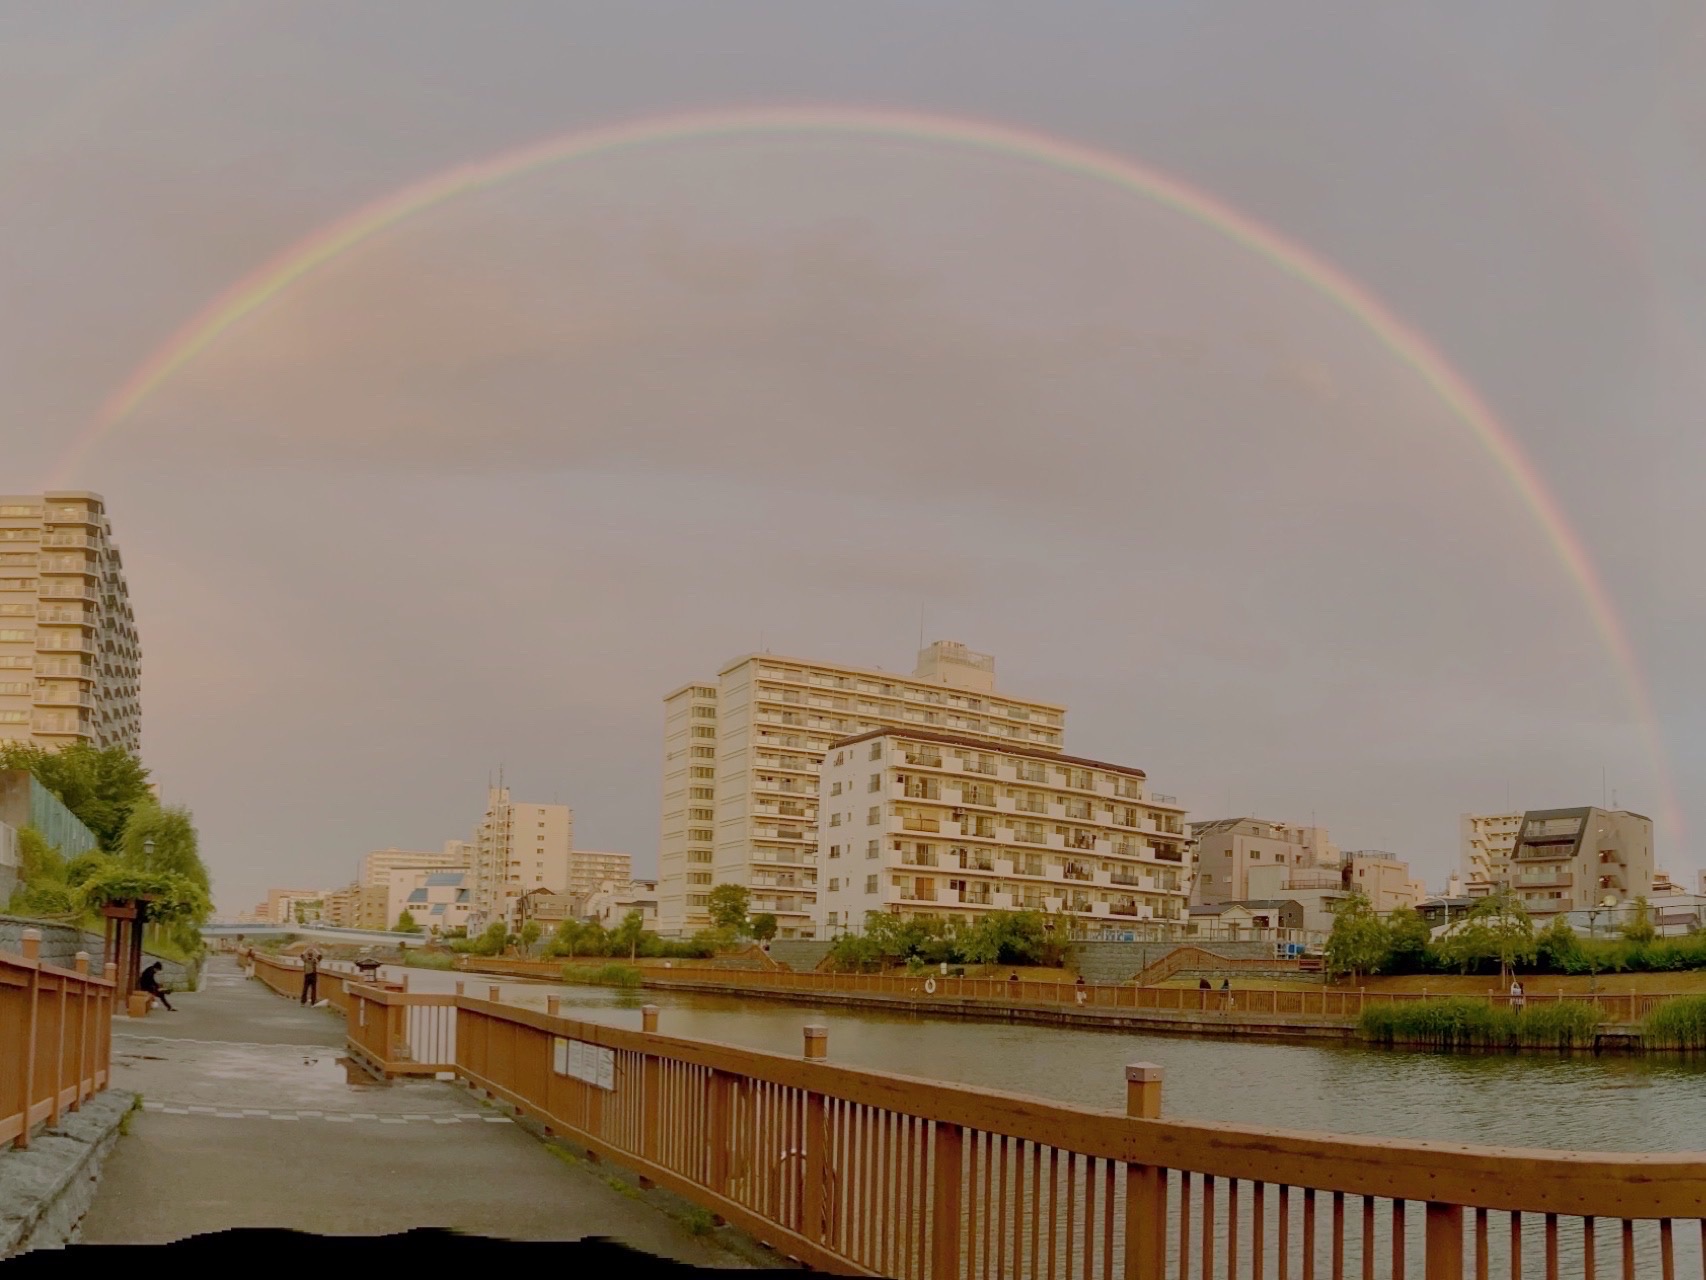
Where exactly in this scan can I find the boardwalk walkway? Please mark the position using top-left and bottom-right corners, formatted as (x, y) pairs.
(78, 957), (749, 1265)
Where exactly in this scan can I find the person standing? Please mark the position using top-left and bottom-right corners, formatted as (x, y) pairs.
(300, 947), (321, 1005)
(139, 961), (174, 1011)
(1510, 979), (1525, 1016)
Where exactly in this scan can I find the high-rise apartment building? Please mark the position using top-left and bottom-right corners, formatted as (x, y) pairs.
(469, 785), (573, 930)
(657, 642), (1067, 938)
(1506, 807), (1653, 917)
(0, 493), (140, 753)
(1460, 812), (1523, 889)
(566, 849), (633, 906)
(814, 730), (1189, 934)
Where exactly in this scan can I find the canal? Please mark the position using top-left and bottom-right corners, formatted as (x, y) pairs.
(393, 969), (1706, 1154)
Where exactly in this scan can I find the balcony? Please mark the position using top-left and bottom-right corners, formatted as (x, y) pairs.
(900, 817), (940, 834)
(1109, 870), (1144, 888)
(1013, 829), (1047, 845)
(899, 887), (938, 903)
(901, 852), (939, 869)
(1109, 899), (1140, 917)
(957, 889), (994, 907)
(1063, 832), (1098, 853)
(1062, 864), (1094, 883)
(955, 852), (995, 873)
(1516, 872), (1574, 890)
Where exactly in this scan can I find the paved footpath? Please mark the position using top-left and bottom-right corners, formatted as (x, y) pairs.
(79, 957), (748, 1265)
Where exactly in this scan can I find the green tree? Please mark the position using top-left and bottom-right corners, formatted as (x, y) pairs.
(956, 911), (1054, 967)
(519, 920), (542, 956)
(1535, 916), (1583, 972)
(706, 883), (751, 933)
(1439, 888), (1535, 982)
(394, 910), (424, 934)
(748, 912), (779, 943)
(470, 920), (510, 955)
(1620, 896), (1657, 945)
(1384, 906), (1431, 974)
(0, 741), (153, 850)
(119, 802), (208, 888)
(610, 909), (649, 961)
(1324, 894), (1391, 983)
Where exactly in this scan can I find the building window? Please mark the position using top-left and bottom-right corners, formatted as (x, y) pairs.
(867, 839), (879, 858)
(828, 879), (840, 892)
(868, 806), (881, 825)
(830, 781), (842, 796)
(869, 742), (883, 761)
(868, 773), (882, 793)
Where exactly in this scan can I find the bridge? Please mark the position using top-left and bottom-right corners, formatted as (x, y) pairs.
(200, 921), (420, 946)
(4, 933), (1704, 1276)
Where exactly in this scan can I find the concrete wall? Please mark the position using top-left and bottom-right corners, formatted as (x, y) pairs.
(1069, 939), (1278, 983)
(0, 915), (197, 989)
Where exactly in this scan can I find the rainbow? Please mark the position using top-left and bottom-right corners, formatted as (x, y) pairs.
(58, 104), (1678, 836)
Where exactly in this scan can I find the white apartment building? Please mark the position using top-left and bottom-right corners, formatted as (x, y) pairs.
(360, 843), (469, 887)
(583, 878), (660, 929)
(1506, 807), (1654, 917)
(469, 785), (573, 930)
(814, 730), (1189, 936)
(388, 869), (472, 935)
(658, 642), (1067, 938)
(0, 493), (141, 753)
(567, 850), (634, 907)
(1460, 812), (1523, 889)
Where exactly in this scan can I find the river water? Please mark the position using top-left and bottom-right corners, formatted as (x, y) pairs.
(393, 968), (1706, 1154)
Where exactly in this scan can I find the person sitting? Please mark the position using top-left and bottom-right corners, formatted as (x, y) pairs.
(139, 961), (175, 1012)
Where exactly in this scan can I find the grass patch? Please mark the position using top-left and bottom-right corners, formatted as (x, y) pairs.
(119, 1093), (143, 1135)
(684, 1208), (717, 1236)
(399, 950), (457, 970)
(1358, 997), (1601, 1050)
(1641, 994), (1706, 1049)
(561, 962), (644, 989)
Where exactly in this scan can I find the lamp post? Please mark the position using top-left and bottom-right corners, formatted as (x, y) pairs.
(143, 836), (155, 867)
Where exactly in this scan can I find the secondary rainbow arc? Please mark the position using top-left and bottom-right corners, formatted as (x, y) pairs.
(55, 103), (1678, 838)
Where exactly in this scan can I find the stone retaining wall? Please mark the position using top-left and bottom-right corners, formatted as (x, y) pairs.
(1069, 939), (1278, 983)
(0, 914), (198, 990)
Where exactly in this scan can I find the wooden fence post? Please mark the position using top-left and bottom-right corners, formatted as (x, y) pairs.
(1424, 1202), (1465, 1280)
(545, 995), (560, 1016)
(930, 1121), (964, 1280)
(18, 930), (42, 1149)
(801, 1024), (830, 1242)
(1124, 1063), (1167, 1280)
(74, 953), (90, 1111)
(642, 1004), (659, 1034)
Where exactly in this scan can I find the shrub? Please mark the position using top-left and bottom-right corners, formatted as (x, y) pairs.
(561, 962), (643, 988)
(400, 950), (457, 970)
(1642, 995), (1706, 1050)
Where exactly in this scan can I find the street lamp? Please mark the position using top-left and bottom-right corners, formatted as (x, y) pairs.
(142, 836), (155, 867)
(1586, 894), (1618, 995)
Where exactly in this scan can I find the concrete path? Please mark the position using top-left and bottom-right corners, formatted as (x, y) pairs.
(80, 958), (748, 1265)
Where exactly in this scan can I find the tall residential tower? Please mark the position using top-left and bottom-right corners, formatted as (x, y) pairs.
(0, 493), (141, 753)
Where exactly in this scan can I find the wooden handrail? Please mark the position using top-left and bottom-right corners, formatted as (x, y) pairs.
(1, 939), (117, 1150)
(244, 948), (1706, 1276)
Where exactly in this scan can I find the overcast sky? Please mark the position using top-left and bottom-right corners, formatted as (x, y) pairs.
(4, 2), (1703, 914)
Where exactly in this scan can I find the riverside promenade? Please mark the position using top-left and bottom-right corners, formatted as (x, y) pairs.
(77, 958), (750, 1265)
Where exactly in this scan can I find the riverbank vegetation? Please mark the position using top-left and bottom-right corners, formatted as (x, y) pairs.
(1326, 889), (1700, 983)
(826, 910), (1068, 973)
(560, 962), (644, 988)
(1357, 997), (1601, 1050)
(1640, 995), (1706, 1049)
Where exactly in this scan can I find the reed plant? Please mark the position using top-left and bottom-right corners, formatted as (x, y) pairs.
(1641, 995), (1706, 1049)
(1358, 997), (1600, 1050)
(561, 962), (644, 989)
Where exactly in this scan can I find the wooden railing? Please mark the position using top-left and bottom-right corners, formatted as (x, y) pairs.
(244, 953), (1706, 1275)
(449, 996), (1703, 1278)
(247, 950), (455, 1074)
(1, 930), (116, 1149)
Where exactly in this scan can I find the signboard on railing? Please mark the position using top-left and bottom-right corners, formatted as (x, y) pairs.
(553, 1037), (615, 1091)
